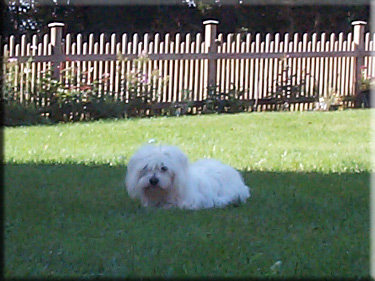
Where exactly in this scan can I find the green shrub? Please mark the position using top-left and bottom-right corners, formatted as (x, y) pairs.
(121, 52), (169, 117)
(266, 55), (317, 111)
(3, 101), (51, 126)
(1, 52), (170, 124)
(203, 84), (248, 114)
(87, 96), (126, 120)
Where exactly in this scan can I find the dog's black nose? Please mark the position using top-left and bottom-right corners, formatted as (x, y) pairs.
(149, 177), (159, 186)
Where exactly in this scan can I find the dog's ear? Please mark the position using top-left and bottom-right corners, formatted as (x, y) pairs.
(162, 146), (189, 196)
(125, 151), (147, 199)
(125, 158), (137, 199)
(162, 145), (189, 169)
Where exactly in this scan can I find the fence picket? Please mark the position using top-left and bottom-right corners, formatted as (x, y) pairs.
(260, 39), (265, 103)
(83, 41), (88, 86)
(194, 33), (201, 102)
(185, 33), (192, 102)
(268, 35), (274, 103)
(318, 33), (325, 98)
(240, 41), (245, 97)
(173, 34), (180, 102)
(37, 39), (43, 106)
(249, 40), (255, 102)
(110, 33), (116, 96)
(263, 33), (270, 100)
(9, 36), (15, 99)
(120, 33), (127, 101)
(99, 33), (105, 97)
(337, 32), (344, 97)
(30, 35), (37, 103)
(77, 34), (83, 91)
(71, 41), (77, 96)
(365, 32), (372, 82)
(93, 41), (99, 98)
(218, 34), (225, 95)
(88, 34), (94, 85)
(200, 40), (206, 101)
(301, 33), (308, 109)
(347, 33), (354, 97)
(179, 41), (184, 102)
(295, 37), (305, 111)
(271, 33), (279, 102)
(20, 35), (27, 103)
(328, 33), (335, 97)
(332, 34), (338, 95)
(309, 33), (317, 100)
(254, 33), (261, 105)
(244, 33), (251, 100)
(235, 33), (241, 94)
(104, 42), (110, 94)
(292, 33), (298, 109)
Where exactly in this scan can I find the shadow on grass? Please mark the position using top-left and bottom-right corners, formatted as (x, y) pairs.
(4, 163), (370, 278)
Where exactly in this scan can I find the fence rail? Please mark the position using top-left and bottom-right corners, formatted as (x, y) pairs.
(8, 50), (375, 63)
(2, 20), (374, 112)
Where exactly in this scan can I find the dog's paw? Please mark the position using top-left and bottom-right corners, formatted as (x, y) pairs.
(162, 202), (174, 209)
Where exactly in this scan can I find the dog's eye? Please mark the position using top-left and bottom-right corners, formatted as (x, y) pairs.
(161, 166), (168, 172)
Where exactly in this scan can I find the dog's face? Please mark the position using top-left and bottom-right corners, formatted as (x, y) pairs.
(137, 162), (173, 199)
(126, 145), (189, 206)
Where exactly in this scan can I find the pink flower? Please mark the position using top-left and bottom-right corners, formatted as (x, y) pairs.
(102, 73), (110, 78)
(141, 73), (149, 84)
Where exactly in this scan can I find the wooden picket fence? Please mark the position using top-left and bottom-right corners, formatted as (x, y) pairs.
(2, 20), (374, 112)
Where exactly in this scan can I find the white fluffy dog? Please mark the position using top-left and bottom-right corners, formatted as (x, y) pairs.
(125, 145), (250, 210)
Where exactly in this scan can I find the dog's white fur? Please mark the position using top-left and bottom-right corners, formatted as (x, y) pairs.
(125, 145), (250, 209)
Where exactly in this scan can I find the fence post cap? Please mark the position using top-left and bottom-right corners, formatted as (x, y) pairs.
(351, 20), (367, 26)
(48, 22), (65, 28)
(203, 19), (219, 25)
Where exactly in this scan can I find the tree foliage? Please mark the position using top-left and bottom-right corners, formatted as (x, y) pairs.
(2, 1), (370, 40)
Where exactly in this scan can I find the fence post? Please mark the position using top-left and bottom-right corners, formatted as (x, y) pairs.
(203, 20), (219, 91)
(352, 20), (366, 103)
(48, 22), (65, 80)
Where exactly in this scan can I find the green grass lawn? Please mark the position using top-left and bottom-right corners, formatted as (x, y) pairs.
(4, 110), (373, 278)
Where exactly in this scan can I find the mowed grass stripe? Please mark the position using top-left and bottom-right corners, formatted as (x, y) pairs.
(4, 164), (369, 277)
(4, 110), (372, 173)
